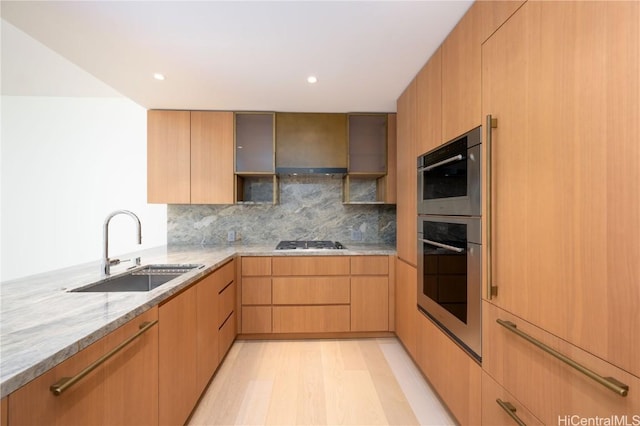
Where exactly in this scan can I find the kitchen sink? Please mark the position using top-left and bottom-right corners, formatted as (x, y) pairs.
(72, 264), (203, 292)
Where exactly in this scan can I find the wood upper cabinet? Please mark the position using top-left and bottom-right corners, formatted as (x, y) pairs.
(147, 110), (234, 204)
(148, 110), (191, 204)
(482, 0), (640, 376)
(395, 81), (418, 266)
(441, 1), (482, 142)
(8, 308), (158, 426)
(416, 47), (442, 156)
(476, 0), (525, 43)
(191, 111), (234, 204)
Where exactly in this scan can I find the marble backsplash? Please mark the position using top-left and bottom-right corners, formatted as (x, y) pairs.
(168, 176), (396, 246)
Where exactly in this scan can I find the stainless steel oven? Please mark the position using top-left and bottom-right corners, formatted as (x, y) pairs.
(418, 126), (481, 216)
(417, 215), (482, 361)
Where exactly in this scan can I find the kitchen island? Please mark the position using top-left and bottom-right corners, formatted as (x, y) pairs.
(0, 243), (395, 398)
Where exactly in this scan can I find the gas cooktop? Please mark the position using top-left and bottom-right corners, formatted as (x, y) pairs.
(275, 240), (346, 250)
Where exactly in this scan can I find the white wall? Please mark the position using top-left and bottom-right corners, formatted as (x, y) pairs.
(0, 20), (167, 281)
(1, 96), (167, 281)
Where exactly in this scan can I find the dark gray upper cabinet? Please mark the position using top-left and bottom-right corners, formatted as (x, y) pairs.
(235, 113), (275, 174)
(348, 114), (387, 174)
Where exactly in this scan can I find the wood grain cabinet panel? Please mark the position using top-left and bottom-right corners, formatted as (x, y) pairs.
(272, 256), (350, 276)
(241, 256), (272, 276)
(416, 47), (442, 156)
(147, 110), (191, 204)
(482, 371), (543, 426)
(218, 311), (236, 360)
(272, 277), (350, 305)
(159, 288), (198, 426)
(483, 302), (640, 423)
(416, 312), (481, 426)
(242, 306), (272, 334)
(395, 82), (418, 266)
(196, 273), (220, 395)
(218, 280), (236, 327)
(350, 255), (389, 276)
(351, 276), (389, 332)
(241, 277), (272, 305)
(483, 0), (640, 376)
(190, 111), (234, 204)
(0, 398), (6, 426)
(272, 306), (350, 333)
(395, 258), (417, 358)
(441, 1), (482, 142)
(8, 309), (159, 426)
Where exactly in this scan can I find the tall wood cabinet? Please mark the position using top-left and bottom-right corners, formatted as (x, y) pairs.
(416, 47), (442, 156)
(482, 0), (640, 377)
(148, 110), (234, 204)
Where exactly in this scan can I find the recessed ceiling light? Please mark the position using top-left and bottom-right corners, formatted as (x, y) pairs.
(153, 73), (165, 81)
(307, 75), (318, 84)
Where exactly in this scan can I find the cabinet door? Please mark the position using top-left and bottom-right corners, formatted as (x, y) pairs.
(271, 256), (350, 276)
(351, 276), (389, 332)
(348, 114), (387, 174)
(416, 47), (442, 155)
(196, 273), (220, 394)
(396, 81), (418, 265)
(395, 258), (417, 357)
(147, 110), (191, 204)
(441, 2), (482, 142)
(483, 0), (640, 376)
(159, 287), (198, 426)
(8, 309), (158, 426)
(191, 111), (234, 204)
(416, 312), (481, 426)
(383, 113), (397, 204)
(235, 112), (275, 173)
(482, 371), (543, 426)
(272, 277), (350, 305)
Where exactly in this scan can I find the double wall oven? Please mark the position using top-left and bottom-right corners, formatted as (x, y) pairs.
(417, 126), (482, 361)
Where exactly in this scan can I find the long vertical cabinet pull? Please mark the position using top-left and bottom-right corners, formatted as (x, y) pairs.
(496, 399), (527, 426)
(486, 115), (498, 299)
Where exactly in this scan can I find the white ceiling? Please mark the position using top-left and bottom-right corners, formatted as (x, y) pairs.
(1, 1), (472, 112)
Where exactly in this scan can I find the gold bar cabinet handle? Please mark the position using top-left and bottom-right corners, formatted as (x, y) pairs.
(50, 320), (158, 396)
(496, 399), (527, 426)
(486, 115), (498, 299)
(496, 319), (629, 397)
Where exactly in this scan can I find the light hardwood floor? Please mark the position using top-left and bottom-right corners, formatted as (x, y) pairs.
(188, 338), (454, 425)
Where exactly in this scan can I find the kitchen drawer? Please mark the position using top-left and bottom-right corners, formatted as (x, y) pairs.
(214, 259), (235, 292)
(218, 311), (236, 360)
(272, 256), (350, 276)
(483, 302), (640, 423)
(218, 280), (236, 327)
(350, 276), (388, 331)
(242, 277), (272, 305)
(241, 256), (271, 276)
(482, 371), (543, 426)
(272, 277), (350, 305)
(242, 306), (272, 334)
(272, 306), (350, 333)
(351, 256), (389, 275)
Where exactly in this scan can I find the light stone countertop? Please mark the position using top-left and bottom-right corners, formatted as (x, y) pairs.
(0, 243), (395, 398)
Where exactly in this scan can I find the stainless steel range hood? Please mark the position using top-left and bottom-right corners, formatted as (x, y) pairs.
(275, 113), (348, 175)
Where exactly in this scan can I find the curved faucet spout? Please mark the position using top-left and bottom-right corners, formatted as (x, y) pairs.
(102, 210), (142, 276)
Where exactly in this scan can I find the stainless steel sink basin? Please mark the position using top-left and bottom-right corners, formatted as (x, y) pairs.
(72, 264), (203, 292)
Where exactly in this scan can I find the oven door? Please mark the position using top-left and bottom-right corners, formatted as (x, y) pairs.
(417, 215), (482, 361)
(418, 126), (481, 216)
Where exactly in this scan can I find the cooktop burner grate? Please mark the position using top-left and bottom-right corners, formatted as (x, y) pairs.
(275, 240), (345, 250)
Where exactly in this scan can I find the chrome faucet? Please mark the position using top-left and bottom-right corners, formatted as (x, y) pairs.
(102, 210), (142, 276)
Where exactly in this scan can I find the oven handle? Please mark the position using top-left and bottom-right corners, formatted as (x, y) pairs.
(419, 238), (465, 253)
(419, 154), (463, 172)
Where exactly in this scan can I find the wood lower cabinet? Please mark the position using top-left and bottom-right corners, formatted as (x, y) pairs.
(416, 312), (481, 426)
(241, 255), (391, 335)
(159, 286), (198, 426)
(483, 0), (640, 377)
(350, 256), (389, 332)
(1, 398), (6, 426)
(160, 260), (236, 426)
(8, 308), (158, 426)
(483, 302), (640, 423)
(482, 371), (543, 426)
(395, 258), (417, 358)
